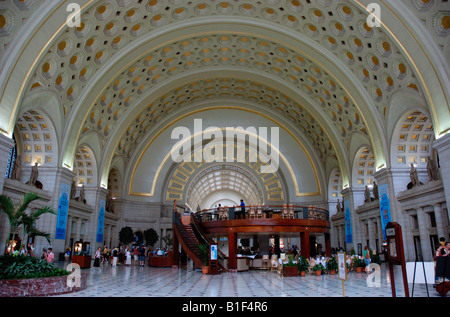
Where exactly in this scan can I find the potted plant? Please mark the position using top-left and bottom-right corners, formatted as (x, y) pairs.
(312, 263), (325, 276)
(197, 243), (209, 274)
(282, 259), (298, 277)
(297, 256), (309, 276)
(352, 257), (365, 273)
(326, 256), (338, 275)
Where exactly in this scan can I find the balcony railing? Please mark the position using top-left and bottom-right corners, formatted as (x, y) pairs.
(193, 204), (329, 222)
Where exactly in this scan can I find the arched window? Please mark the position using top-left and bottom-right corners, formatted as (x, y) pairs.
(4, 134), (17, 179)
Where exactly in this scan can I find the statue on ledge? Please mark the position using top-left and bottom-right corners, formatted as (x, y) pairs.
(426, 156), (439, 181)
(79, 185), (85, 204)
(409, 163), (420, 188)
(372, 181), (379, 200)
(70, 180), (77, 200)
(11, 155), (21, 180)
(364, 185), (371, 203)
(336, 199), (342, 213)
(29, 162), (39, 187)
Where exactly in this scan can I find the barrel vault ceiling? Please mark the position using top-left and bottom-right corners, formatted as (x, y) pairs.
(0, 0), (449, 192)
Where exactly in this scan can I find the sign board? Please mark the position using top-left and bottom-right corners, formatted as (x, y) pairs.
(338, 252), (347, 281)
(210, 244), (218, 261)
(344, 200), (352, 243)
(378, 183), (392, 239)
(55, 182), (70, 240)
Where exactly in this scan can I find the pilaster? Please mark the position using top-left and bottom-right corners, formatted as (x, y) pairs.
(433, 133), (450, 217)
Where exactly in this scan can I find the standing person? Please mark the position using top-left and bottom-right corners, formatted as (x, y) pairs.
(47, 248), (54, 263)
(112, 247), (118, 267)
(133, 247), (138, 266)
(434, 241), (450, 287)
(125, 247), (131, 266)
(94, 247), (101, 269)
(139, 245), (146, 267)
(20, 244), (27, 256)
(363, 246), (371, 273)
(41, 248), (47, 261)
(240, 199), (246, 219)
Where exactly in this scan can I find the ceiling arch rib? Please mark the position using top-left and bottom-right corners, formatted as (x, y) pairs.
(1, 0), (445, 162)
(59, 25), (386, 187)
(5, 0), (446, 194)
(37, 2), (404, 177)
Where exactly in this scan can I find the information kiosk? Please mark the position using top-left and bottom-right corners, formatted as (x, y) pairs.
(209, 243), (219, 275)
(72, 241), (91, 269)
(385, 222), (409, 297)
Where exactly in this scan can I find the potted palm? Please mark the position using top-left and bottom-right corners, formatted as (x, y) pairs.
(352, 257), (365, 273)
(282, 258), (298, 277)
(297, 255), (309, 276)
(326, 256), (338, 275)
(197, 243), (209, 274)
(312, 263), (325, 276)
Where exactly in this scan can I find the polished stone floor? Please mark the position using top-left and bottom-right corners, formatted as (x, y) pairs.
(53, 260), (442, 298)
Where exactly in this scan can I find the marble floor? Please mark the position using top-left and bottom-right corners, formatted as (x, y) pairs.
(53, 260), (442, 298)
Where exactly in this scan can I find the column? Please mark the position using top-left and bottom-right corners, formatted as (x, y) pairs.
(49, 167), (76, 255)
(434, 203), (447, 240)
(324, 232), (331, 257)
(416, 207), (432, 261)
(300, 231), (310, 258)
(228, 230), (237, 271)
(341, 188), (357, 251)
(87, 187), (108, 251)
(433, 134), (450, 216)
(368, 218), (375, 250)
(172, 224), (179, 267)
(0, 135), (14, 255)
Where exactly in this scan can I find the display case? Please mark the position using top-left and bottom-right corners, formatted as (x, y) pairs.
(72, 241), (91, 268)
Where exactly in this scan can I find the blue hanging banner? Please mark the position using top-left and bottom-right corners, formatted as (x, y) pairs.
(55, 182), (70, 240)
(344, 200), (352, 244)
(96, 199), (106, 243)
(378, 183), (392, 240)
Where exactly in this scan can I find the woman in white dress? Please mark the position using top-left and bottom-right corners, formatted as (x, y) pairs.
(125, 247), (131, 266)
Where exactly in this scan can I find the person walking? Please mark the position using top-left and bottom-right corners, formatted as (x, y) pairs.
(112, 247), (118, 267)
(125, 247), (131, 266)
(240, 199), (246, 219)
(138, 245), (146, 267)
(47, 248), (54, 263)
(133, 247), (138, 265)
(94, 247), (101, 269)
(363, 246), (371, 273)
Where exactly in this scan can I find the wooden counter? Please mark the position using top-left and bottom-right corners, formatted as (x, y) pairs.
(72, 255), (91, 269)
(148, 251), (173, 267)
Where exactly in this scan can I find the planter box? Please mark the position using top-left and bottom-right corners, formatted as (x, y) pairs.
(283, 266), (298, 277)
(0, 273), (88, 297)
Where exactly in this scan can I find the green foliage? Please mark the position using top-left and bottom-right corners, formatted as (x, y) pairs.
(162, 234), (172, 248)
(352, 257), (366, 268)
(297, 255), (309, 273)
(143, 228), (159, 247)
(0, 255), (69, 280)
(312, 263), (325, 272)
(370, 251), (381, 265)
(197, 243), (209, 266)
(0, 192), (56, 251)
(119, 226), (134, 245)
(326, 256), (338, 271)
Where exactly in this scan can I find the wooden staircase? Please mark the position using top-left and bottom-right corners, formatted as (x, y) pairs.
(173, 212), (227, 272)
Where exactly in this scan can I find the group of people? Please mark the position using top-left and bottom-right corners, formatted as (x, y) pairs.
(9, 242), (54, 264)
(434, 237), (450, 287)
(92, 245), (149, 268)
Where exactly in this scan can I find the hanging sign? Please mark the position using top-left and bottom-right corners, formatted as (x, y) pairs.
(378, 183), (392, 240)
(344, 200), (352, 243)
(55, 182), (70, 240)
(96, 199), (105, 243)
